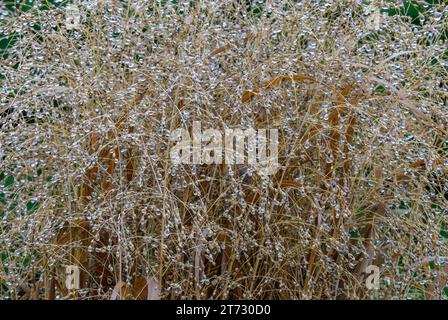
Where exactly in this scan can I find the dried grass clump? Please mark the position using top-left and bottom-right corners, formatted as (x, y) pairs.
(0, 0), (447, 300)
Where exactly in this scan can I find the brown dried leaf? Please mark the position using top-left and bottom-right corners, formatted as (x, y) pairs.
(242, 90), (258, 103)
(208, 43), (232, 57)
(277, 180), (302, 189)
(132, 277), (148, 300)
